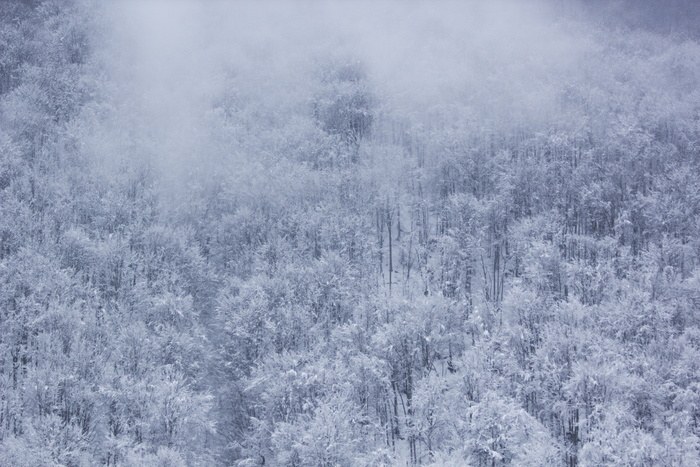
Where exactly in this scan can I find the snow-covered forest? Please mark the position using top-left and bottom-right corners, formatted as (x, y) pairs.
(2, 0), (700, 465)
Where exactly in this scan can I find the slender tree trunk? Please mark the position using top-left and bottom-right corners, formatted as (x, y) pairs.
(387, 204), (393, 294)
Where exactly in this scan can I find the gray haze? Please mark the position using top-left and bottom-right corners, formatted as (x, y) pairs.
(98, 0), (593, 177)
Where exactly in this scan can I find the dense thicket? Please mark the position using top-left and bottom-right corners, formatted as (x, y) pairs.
(1, 1), (700, 465)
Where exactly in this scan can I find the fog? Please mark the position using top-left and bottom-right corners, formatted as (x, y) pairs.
(96, 1), (598, 179)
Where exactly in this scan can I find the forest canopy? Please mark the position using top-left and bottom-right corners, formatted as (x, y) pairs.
(1, 0), (700, 465)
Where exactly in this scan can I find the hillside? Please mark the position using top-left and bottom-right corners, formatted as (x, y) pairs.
(1, 1), (700, 465)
